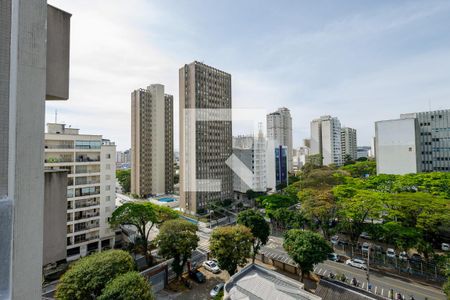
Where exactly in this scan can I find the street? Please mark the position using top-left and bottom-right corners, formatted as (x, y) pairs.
(261, 237), (447, 300)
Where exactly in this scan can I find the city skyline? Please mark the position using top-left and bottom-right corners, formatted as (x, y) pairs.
(45, 0), (450, 151)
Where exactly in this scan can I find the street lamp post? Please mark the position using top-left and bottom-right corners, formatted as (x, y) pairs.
(209, 210), (214, 229)
(367, 244), (371, 291)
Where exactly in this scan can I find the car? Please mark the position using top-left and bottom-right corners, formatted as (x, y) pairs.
(331, 235), (339, 245)
(203, 260), (221, 273)
(189, 269), (206, 283)
(399, 251), (408, 261)
(328, 253), (339, 262)
(210, 283), (224, 298)
(410, 253), (422, 263)
(386, 248), (396, 258)
(362, 242), (370, 252)
(360, 232), (372, 240)
(442, 243), (450, 251)
(345, 258), (367, 270)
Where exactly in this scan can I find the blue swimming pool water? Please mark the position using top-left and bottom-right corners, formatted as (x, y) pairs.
(158, 197), (175, 203)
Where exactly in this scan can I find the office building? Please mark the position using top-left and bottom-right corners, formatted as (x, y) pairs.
(310, 115), (343, 166)
(267, 144), (289, 191)
(131, 84), (174, 196)
(179, 61), (233, 214)
(341, 127), (357, 161)
(357, 146), (371, 159)
(0, 3), (71, 299)
(293, 146), (310, 171)
(44, 123), (116, 261)
(376, 109), (450, 174)
(267, 107), (293, 171)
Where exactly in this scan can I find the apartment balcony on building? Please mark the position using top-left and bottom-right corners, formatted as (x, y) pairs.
(74, 175), (100, 186)
(71, 186), (101, 198)
(74, 197), (100, 209)
(44, 140), (74, 150)
(75, 165), (101, 174)
(45, 153), (74, 163)
(74, 220), (100, 233)
(75, 153), (100, 163)
(74, 209), (100, 221)
(73, 231), (100, 245)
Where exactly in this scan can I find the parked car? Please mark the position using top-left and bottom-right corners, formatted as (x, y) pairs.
(189, 269), (206, 283)
(360, 232), (372, 240)
(362, 242), (370, 252)
(345, 258), (367, 270)
(386, 248), (396, 258)
(399, 251), (408, 261)
(331, 235), (339, 245)
(203, 260), (221, 273)
(210, 283), (224, 297)
(328, 253), (339, 262)
(442, 243), (450, 251)
(410, 253), (422, 263)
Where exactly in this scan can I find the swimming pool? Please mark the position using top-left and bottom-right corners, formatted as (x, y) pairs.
(158, 197), (175, 203)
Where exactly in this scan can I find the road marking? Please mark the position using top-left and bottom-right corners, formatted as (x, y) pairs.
(381, 288), (384, 296)
(374, 286), (377, 294)
(362, 282), (365, 289)
(318, 268), (322, 274)
(314, 267), (318, 272)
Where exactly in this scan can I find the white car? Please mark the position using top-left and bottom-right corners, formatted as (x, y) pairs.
(331, 235), (339, 245)
(203, 260), (220, 273)
(210, 283), (224, 297)
(386, 248), (396, 258)
(442, 243), (450, 251)
(345, 258), (367, 270)
(360, 232), (372, 240)
(362, 242), (370, 252)
(399, 251), (408, 261)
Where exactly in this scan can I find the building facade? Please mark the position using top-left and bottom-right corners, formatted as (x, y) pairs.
(376, 109), (450, 174)
(310, 115), (343, 166)
(179, 61), (233, 214)
(341, 127), (357, 161)
(267, 144), (289, 191)
(44, 123), (116, 261)
(131, 84), (174, 196)
(266, 107), (293, 171)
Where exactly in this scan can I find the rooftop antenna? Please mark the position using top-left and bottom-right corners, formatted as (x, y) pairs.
(54, 109), (58, 123)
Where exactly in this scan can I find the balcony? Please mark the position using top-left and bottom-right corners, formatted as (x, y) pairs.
(74, 209), (100, 221)
(74, 198), (100, 209)
(74, 232), (100, 245)
(45, 155), (73, 163)
(76, 156), (100, 163)
(75, 176), (100, 186)
(75, 165), (100, 174)
(74, 220), (100, 232)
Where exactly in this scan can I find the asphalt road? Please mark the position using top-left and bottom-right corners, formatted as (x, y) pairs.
(260, 237), (447, 300)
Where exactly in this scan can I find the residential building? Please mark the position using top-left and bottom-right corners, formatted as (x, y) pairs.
(131, 84), (174, 196)
(376, 109), (450, 174)
(223, 264), (321, 300)
(0, 3), (70, 299)
(267, 107), (293, 171)
(341, 127), (357, 161)
(293, 146), (310, 171)
(310, 115), (343, 166)
(179, 61), (233, 214)
(357, 146), (371, 159)
(267, 144), (289, 191)
(44, 123), (116, 261)
(303, 138), (311, 148)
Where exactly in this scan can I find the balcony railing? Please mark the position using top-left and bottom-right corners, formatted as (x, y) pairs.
(74, 212), (100, 221)
(45, 144), (73, 149)
(74, 234), (99, 245)
(76, 157), (100, 163)
(74, 222), (99, 232)
(45, 157), (73, 163)
(74, 200), (100, 209)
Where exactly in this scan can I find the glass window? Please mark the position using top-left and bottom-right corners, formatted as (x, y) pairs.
(75, 140), (101, 149)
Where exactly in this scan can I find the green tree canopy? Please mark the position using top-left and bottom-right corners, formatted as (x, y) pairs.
(298, 167), (349, 190)
(283, 230), (332, 282)
(341, 160), (376, 178)
(97, 271), (154, 300)
(210, 225), (253, 276)
(55, 250), (135, 300)
(155, 219), (199, 279)
(256, 194), (298, 218)
(116, 169), (131, 193)
(237, 209), (270, 263)
(271, 208), (308, 231)
(109, 202), (178, 264)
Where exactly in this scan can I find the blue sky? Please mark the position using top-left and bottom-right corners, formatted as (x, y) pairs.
(47, 0), (450, 151)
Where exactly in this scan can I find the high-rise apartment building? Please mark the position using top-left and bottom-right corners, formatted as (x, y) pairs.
(267, 144), (289, 191)
(341, 127), (358, 161)
(44, 123), (116, 261)
(310, 115), (343, 166)
(267, 107), (293, 171)
(376, 109), (450, 174)
(179, 61), (233, 214)
(131, 84), (174, 196)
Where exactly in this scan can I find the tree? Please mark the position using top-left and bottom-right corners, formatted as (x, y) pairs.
(341, 160), (376, 178)
(256, 194), (298, 218)
(155, 219), (199, 279)
(55, 250), (135, 300)
(116, 169), (131, 193)
(210, 225), (253, 276)
(109, 202), (178, 264)
(299, 189), (336, 240)
(343, 154), (355, 165)
(283, 230), (332, 282)
(237, 210), (270, 263)
(271, 208), (308, 231)
(98, 271), (154, 300)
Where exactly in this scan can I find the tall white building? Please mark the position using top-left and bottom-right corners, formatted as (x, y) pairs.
(267, 107), (293, 171)
(376, 109), (450, 174)
(44, 123), (116, 261)
(310, 115), (343, 166)
(341, 127), (358, 161)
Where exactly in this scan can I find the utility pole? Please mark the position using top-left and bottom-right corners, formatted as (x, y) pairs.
(367, 244), (371, 291)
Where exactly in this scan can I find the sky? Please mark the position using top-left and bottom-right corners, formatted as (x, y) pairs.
(47, 0), (450, 151)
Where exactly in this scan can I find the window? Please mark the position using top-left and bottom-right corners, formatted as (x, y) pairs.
(106, 164), (111, 170)
(106, 154), (111, 159)
(106, 196), (110, 202)
(105, 185), (110, 191)
(105, 175), (111, 180)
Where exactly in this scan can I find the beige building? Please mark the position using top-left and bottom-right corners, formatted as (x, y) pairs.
(266, 107), (293, 171)
(341, 127), (357, 161)
(179, 61), (233, 214)
(311, 115), (343, 166)
(131, 84), (174, 196)
(44, 123), (116, 261)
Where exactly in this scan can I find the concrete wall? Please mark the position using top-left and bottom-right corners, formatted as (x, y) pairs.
(43, 170), (68, 266)
(376, 118), (420, 175)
